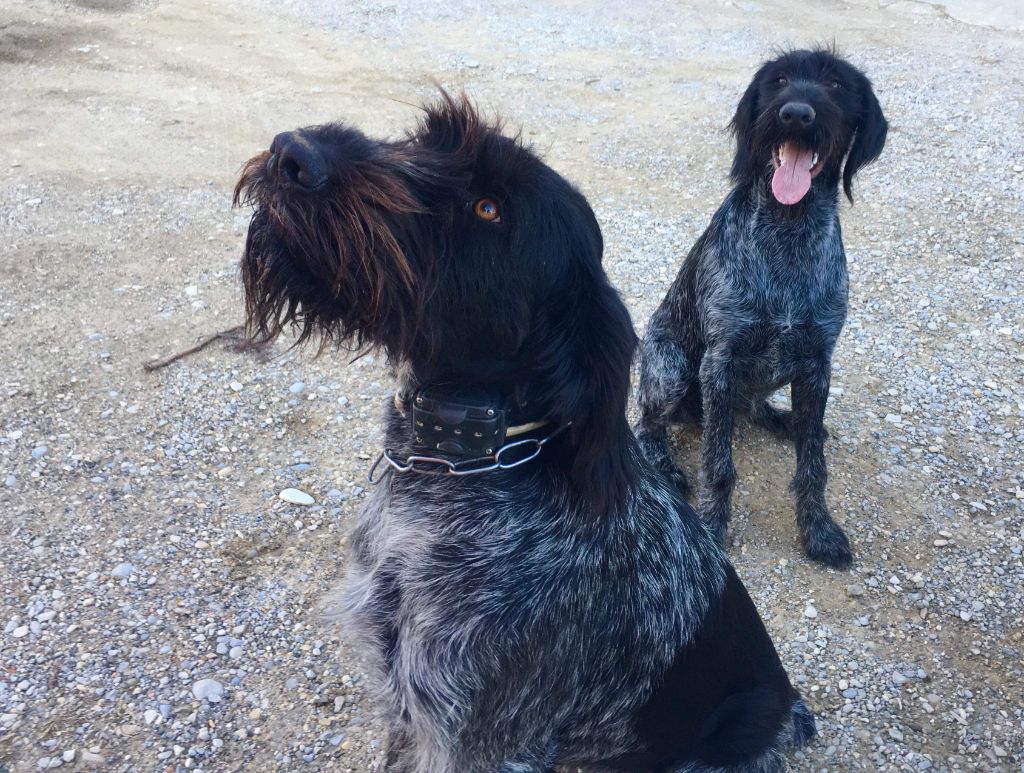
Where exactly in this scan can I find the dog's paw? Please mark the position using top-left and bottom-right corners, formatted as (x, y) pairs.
(802, 519), (853, 569)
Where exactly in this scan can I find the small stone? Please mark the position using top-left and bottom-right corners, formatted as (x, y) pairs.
(846, 584), (865, 597)
(888, 727), (904, 741)
(803, 604), (818, 619)
(80, 751), (105, 765)
(144, 709), (160, 725)
(12, 625), (28, 638)
(110, 563), (134, 579)
(192, 678), (224, 703)
(228, 646), (243, 660)
(289, 381), (306, 394)
(61, 750), (75, 763)
(119, 723), (140, 736)
(31, 445), (48, 458)
(229, 381), (244, 392)
(933, 539), (949, 547)
(37, 758), (50, 769)
(279, 488), (314, 506)
(884, 413), (902, 426)
(248, 708), (262, 721)
(892, 671), (908, 685)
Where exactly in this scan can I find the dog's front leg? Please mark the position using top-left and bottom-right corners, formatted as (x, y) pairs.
(384, 722), (414, 772)
(791, 359), (853, 568)
(698, 346), (736, 545)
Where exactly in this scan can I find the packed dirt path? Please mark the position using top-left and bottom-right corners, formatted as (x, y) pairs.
(1, 0), (1022, 771)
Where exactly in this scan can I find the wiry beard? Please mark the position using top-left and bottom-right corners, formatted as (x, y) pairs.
(233, 150), (429, 355)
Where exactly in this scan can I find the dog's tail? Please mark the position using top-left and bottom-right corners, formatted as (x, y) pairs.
(790, 695), (817, 748)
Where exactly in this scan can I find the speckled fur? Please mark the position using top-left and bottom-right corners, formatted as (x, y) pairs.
(637, 50), (888, 569)
(237, 93), (816, 772)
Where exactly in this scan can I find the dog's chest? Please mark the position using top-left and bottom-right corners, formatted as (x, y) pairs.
(718, 234), (846, 346)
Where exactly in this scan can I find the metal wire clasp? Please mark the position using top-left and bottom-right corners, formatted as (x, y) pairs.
(368, 423), (570, 484)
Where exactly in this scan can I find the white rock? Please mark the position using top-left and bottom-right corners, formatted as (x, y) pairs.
(279, 488), (314, 506)
(804, 604), (818, 619)
(12, 625), (28, 638)
(110, 563), (134, 579)
(144, 708), (160, 725)
(192, 678), (224, 703)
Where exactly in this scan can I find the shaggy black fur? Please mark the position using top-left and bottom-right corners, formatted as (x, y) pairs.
(637, 49), (888, 568)
(236, 93), (815, 772)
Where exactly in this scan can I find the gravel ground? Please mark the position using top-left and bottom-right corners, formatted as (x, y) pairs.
(1, 0), (1022, 771)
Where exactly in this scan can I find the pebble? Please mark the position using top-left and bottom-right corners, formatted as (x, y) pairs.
(289, 381), (306, 393)
(846, 584), (865, 597)
(31, 445), (48, 458)
(110, 562), (134, 579)
(279, 488), (315, 506)
(804, 604), (818, 619)
(192, 678), (225, 703)
(12, 625), (29, 638)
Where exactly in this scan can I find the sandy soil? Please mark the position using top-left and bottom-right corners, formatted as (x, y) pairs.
(1, 0), (1022, 771)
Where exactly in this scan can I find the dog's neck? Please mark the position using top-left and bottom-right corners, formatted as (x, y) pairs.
(743, 175), (841, 237)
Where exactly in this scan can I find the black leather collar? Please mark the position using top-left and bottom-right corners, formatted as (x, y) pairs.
(393, 384), (550, 458)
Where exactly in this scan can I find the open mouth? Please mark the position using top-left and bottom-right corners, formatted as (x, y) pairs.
(770, 142), (823, 205)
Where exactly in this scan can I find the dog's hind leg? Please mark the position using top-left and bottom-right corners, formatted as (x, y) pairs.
(747, 398), (796, 442)
(790, 360), (853, 568)
(697, 346), (737, 546)
(637, 328), (697, 497)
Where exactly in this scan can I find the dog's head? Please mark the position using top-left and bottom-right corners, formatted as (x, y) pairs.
(729, 48), (887, 205)
(235, 93), (636, 512)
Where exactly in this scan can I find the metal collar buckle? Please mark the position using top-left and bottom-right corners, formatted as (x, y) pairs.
(368, 423), (569, 483)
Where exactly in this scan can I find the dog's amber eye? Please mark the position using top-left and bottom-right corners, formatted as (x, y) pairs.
(776, 75), (788, 86)
(473, 197), (501, 223)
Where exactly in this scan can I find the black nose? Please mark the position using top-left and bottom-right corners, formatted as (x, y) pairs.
(779, 102), (816, 127)
(269, 131), (327, 189)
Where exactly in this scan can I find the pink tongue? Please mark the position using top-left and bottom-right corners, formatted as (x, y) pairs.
(771, 143), (815, 205)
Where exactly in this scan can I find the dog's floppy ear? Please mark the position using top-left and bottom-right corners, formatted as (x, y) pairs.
(729, 66), (765, 184)
(842, 71), (887, 202)
(534, 203), (637, 516)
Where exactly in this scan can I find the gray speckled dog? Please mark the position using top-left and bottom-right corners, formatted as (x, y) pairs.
(637, 50), (887, 569)
(236, 94), (815, 772)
